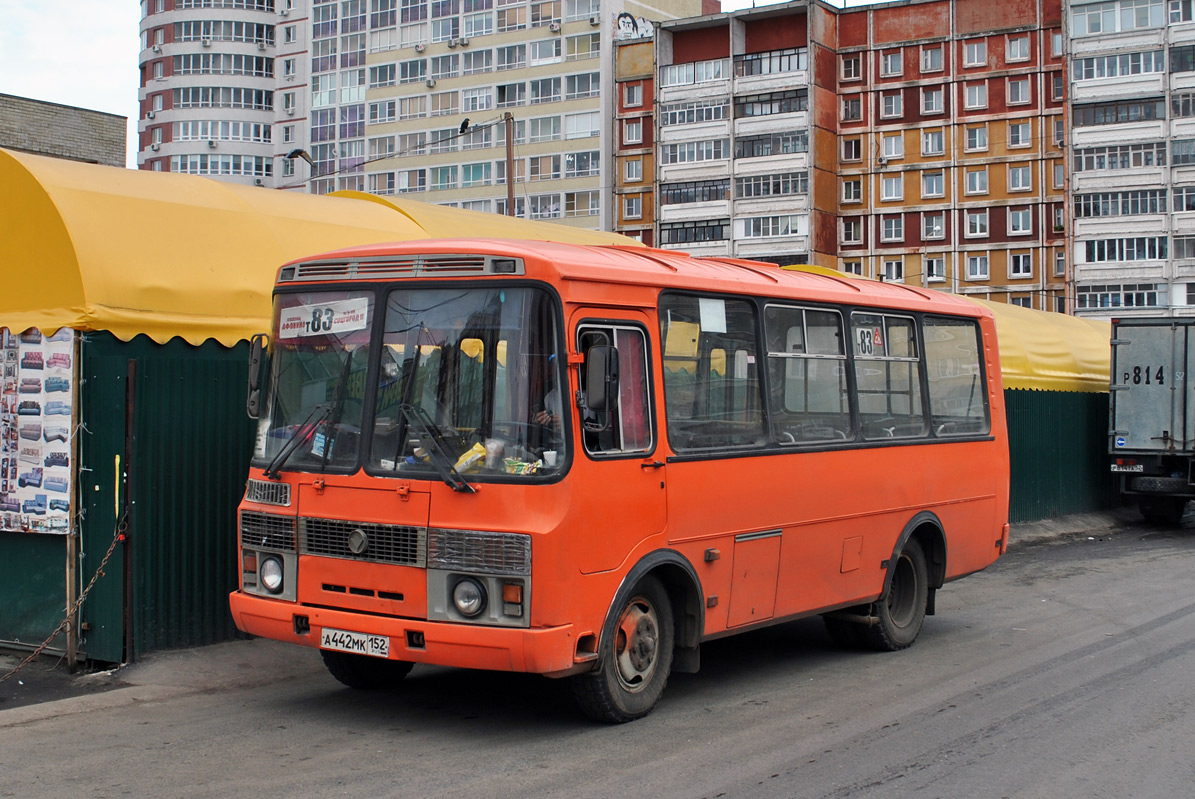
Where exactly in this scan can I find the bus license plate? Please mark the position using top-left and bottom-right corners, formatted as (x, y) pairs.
(320, 627), (390, 658)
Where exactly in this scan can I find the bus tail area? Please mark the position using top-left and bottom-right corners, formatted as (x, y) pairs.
(229, 238), (1010, 723)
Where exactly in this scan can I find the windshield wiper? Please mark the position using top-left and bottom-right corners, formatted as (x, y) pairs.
(264, 404), (331, 480)
(317, 349), (357, 473)
(397, 403), (476, 494)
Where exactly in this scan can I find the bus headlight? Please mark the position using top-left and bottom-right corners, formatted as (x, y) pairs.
(452, 578), (487, 618)
(260, 555), (285, 594)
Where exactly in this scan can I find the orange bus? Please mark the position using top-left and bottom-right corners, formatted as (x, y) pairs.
(229, 238), (1009, 722)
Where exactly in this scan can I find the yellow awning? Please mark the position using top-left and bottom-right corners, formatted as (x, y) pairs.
(0, 148), (634, 346)
(967, 298), (1110, 394)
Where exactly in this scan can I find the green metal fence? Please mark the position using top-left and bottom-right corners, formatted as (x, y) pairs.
(79, 333), (253, 663)
(1005, 389), (1116, 523)
(0, 532), (67, 651)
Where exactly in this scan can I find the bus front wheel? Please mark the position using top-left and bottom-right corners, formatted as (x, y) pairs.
(571, 575), (675, 723)
(859, 537), (928, 652)
(320, 650), (413, 689)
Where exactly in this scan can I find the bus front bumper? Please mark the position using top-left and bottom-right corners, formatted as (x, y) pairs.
(229, 591), (582, 676)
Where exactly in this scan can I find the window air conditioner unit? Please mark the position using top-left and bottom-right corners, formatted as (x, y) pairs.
(459, 37), (469, 46)
(415, 42), (426, 52)
(258, 41), (267, 50)
(202, 37), (212, 47)
(426, 78), (437, 88)
(447, 38), (458, 48)
(146, 110), (156, 119)
(208, 140), (217, 148)
(152, 43), (162, 53)
(877, 155), (888, 166)
(255, 178), (264, 185)
(280, 7), (289, 15)
(285, 107), (295, 115)
(151, 143), (161, 151)
(549, 21), (560, 32)
(590, 14), (600, 25)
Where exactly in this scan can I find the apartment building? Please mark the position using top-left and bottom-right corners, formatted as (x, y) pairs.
(1068, 0), (1195, 318)
(613, 34), (656, 243)
(653, 0), (1067, 308)
(138, 0), (278, 183)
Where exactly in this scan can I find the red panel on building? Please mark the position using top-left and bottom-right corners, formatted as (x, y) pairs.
(744, 12), (807, 52)
(956, 0), (1035, 34)
(872, 2), (951, 45)
(672, 25), (729, 62)
(838, 10), (868, 48)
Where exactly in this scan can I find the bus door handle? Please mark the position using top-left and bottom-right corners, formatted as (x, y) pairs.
(640, 460), (665, 470)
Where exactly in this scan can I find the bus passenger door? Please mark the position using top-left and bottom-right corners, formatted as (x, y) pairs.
(572, 316), (666, 575)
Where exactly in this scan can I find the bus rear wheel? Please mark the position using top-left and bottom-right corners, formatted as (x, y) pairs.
(320, 650), (413, 689)
(859, 537), (928, 652)
(571, 575), (675, 723)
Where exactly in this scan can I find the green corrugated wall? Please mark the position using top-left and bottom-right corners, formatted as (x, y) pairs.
(79, 333), (253, 663)
(1005, 389), (1116, 523)
(0, 532), (67, 651)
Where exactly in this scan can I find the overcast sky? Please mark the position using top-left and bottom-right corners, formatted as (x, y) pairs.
(0, 0), (804, 169)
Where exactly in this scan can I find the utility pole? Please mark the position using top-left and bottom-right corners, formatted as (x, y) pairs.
(505, 112), (515, 216)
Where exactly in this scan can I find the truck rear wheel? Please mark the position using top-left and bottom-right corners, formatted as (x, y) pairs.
(1139, 496), (1187, 525)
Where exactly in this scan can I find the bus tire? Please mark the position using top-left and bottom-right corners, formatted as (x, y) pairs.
(859, 537), (928, 652)
(571, 575), (675, 723)
(320, 650), (413, 689)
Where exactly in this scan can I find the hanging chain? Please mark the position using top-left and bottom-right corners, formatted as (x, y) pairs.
(0, 517), (127, 686)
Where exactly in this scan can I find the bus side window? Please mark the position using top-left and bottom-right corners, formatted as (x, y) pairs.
(763, 305), (850, 444)
(924, 317), (989, 436)
(852, 313), (927, 440)
(578, 325), (653, 456)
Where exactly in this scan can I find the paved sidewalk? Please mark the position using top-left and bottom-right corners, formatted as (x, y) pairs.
(0, 508), (1147, 722)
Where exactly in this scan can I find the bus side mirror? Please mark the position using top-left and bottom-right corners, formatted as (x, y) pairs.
(247, 333), (269, 419)
(584, 345), (619, 413)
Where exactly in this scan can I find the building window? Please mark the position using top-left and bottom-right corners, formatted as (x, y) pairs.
(881, 91), (903, 118)
(1007, 35), (1030, 62)
(624, 158), (642, 182)
(1055, 249), (1066, 276)
(921, 45), (943, 73)
(843, 260), (863, 275)
(965, 166), (989, 194)
(842, 137), (862, 161)
(1008, 77), (1030, 105)
(1052, 74), (1065, 101)
(1073, 98), (1166, 127)
(966, 209), (989, 237)
(1052, 31), (1065, 56)
(922, 171), (945, 198)
(966, 253), (990, 280)
(624, 83), (642, 107)
(843, 178), (862, 203)
(1074, 50), (1164, 80)
(1074, 141), (1167, 171)
(922, 86), (944, 114)
(736, 171), (808, 198)
(965, 82), (987, 109)
(623, 119), (642, 144)
(927, 255), (945, 282)
(842, 53), (861, 80)
(1009, 120), (1032, 147)
(882, 133), (903, 159)
(1011, 251), (1033, 277)
(661, 178), (731, 205)
(922, 129), (944, 156)
(1009, 207), (1033, 234)
(964, 39), (986, 67)
(659, 218), (730, 245)
(881, 174), (904, 200)
(881, 50), (903, 77)
(623, 195), (642, 219)
(1084, 237), (1167, 262)
(880, 215), (904, 241)
(1009, 164), (1033, 191)
(842, 218), (863, 244)
(1076, 283), (1161, 309)
(883, 257), (904, 281)
(923, 211), (945, 239)
(842, 95), (862, 121)
(965, 124), (988, 151)
(1054, 162), (1065, 188)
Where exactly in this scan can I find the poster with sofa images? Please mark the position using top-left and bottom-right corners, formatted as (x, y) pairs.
(0, 327), (74, 534)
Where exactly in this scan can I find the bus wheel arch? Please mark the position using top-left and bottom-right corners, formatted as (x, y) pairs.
(860, 513), (944, 651)
(570, 550), (703, 722)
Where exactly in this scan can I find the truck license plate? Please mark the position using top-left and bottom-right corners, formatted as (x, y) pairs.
(1110, 464), (1144, 472)
(320, 627), (390, 658)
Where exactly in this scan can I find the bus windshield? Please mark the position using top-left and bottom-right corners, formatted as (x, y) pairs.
(371, 286), (565, 478)
(253, 285), (566, 480)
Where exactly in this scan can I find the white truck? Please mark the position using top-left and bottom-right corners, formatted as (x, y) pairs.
(1110, 317), (1195, 523)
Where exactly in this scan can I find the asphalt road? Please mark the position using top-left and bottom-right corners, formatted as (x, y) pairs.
(2, 518), (1194, 799)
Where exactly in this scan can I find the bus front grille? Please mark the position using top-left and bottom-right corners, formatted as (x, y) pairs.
(240, 511), (297, 552)
(300, 517), (426, 567)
